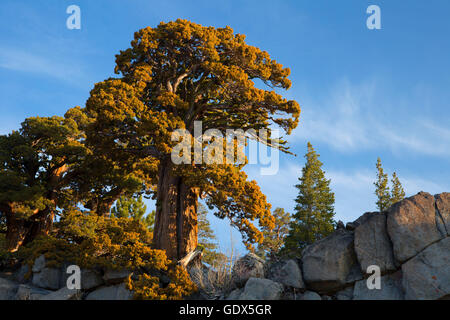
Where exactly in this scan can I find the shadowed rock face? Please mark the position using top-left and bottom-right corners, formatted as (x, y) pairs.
(301, 228), (357, 293)
(0, 278), (18, 300)
(86, 283), (133, 300)
(238, 277), (283, 300)
(354, 213), (396, 273)
(353, 271), (404, 300)
(402, 237), (450, 300)
(267, 259), (304, 289)
(435, 193), (450, 236)
(387, 192), (444, 264)
(297, 191), (449, 298)
(32, 268), (61, 290)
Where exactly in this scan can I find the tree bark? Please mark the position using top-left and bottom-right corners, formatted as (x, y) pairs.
(5, 208), (54, 252)
(153, 161), (199, 260)
(23, 209), (55, 245)
(5, 215), (28, 252)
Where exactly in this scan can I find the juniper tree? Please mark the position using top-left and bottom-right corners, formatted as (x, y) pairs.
(284, 143), (335, 255)
(81, 19), (300, 259)
(0, 115), (88, 251)
(0, 103), (150, 252)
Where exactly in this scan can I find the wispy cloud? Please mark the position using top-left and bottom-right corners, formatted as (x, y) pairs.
(0, 46), (87, 85)
(292, 79), (450, 157)
(247, 159), (449, 224)
(327, 168), (449, 222)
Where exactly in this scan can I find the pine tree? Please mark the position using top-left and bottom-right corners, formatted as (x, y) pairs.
(374, 159), (405, 211)
(197, 203), (221, 265)
(111, 195), (155, 231)
(284, 143), (336, 255)
(390, 172), (405, 205)
(256, 208), (291, 260)
(374, 157), (391, 212)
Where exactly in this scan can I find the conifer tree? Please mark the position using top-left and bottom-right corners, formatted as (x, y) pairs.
(0, 115), (88, 252)
(82, 20), (300, 259)
(256, 208), (291, 260)
(374, 157), (391, 212)
(111, 195), (155, 231)
(390, 172), (405, 205)
(374, 158), (405, 211)
(197, 203), (221, 265)
(284, 143), (335, 255)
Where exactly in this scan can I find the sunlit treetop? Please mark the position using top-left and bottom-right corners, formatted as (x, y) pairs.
(114, 19), (299, 134)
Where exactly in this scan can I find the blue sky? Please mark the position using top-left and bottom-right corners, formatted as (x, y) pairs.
(1, 0), (449, 256)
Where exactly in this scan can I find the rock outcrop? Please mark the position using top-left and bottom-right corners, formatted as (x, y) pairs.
(85, 284), (133, 300)
(238, 277), (283, 300)
(402, 237), (450, 300)
(231, 253), (265, 287)
(354, 213), (397, 273)
(223, 191), (450, 300)
(435, 193), (450, 236)
(0, 191), (449, 300)
(267, 259), (304, 289)
(302, 228), (357, 292)
(353, 272), (404, 300)
(387, 192), (444, 263)
(0, 278), (18, 300)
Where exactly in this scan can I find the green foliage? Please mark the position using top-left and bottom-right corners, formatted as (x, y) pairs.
(83, 19), (301, 254)
(374, 158), (406, 211)
(374, 157), (391, 212)
(0, 114), (91, 251)
(5, 211), (196, 299)
(256, 207), (291, 260)
(283, 143), (336, 256)
(18, 210), (155, 269)
(197, 203), (221, 265)
(390, 172), (406, 205)
(111, 195), (155, 231)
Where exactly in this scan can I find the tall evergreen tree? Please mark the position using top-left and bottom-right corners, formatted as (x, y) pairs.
(374, 157), (391, 212)
(256, 208), (291, 260)
(284, 143), (336, 255)
(197, 203), (222, 265)
(111, 195), (155, 231)
(390, 172), (405, 205)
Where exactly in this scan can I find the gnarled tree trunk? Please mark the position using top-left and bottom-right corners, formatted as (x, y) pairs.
(5, 208), (54, 252)
(5, 215), (28, 252)
(153, 161), (199, 260)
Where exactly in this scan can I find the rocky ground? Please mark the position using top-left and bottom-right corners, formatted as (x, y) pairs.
(0, 191), (449, 300)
